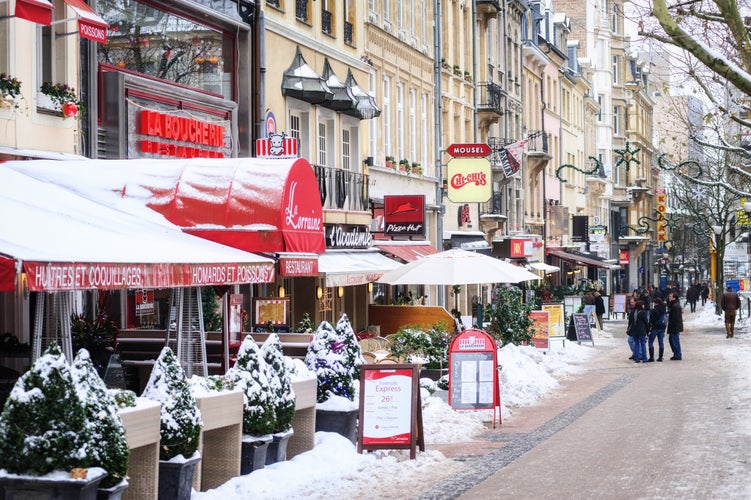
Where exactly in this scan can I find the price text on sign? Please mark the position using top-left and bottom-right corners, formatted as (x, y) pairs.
(446, 143), (492, 157)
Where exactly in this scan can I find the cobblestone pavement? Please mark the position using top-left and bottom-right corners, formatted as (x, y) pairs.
(416, 305), (751, 500)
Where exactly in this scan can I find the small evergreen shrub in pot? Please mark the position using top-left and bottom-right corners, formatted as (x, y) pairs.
(0, 343), (108, 498)
(261, 333), (296, 464)
(225, 335), (277, 473)
(141, 346), (203, 500)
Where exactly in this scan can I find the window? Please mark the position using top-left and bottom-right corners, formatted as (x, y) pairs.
(612, 55), (619, 84)
(97, 0), (234, 98)
(0, 1), (8, 73)
(39, 0), (69, 111)
(409, 89), (416, 161)
(383, 76), (391, 157)
(612, 3), (619, 33)
(597, 94), (603, 121)
(613, 105), (620, 135)
(318, 122), (327, 166)
(289, 109), (310, 159)
(384, 0), (390, 21)
(396, 82), (404, 160)
(342, 128), (351, 170)
(421, 93), (428, 167)
(369, 72), (377, 158)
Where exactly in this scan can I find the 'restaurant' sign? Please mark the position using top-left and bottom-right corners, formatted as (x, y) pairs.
(278, 255), (319, 276)
(384, 195), (425, 236)
(23, 261), (275, 292)
(446, 158), (492, 203)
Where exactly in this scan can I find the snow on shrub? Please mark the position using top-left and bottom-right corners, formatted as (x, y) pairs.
(261, 333), (296, 433)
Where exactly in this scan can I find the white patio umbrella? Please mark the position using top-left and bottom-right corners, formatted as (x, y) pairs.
(376, 248), (541, 285)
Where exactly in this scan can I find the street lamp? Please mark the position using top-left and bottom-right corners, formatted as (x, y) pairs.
(712, 224), (723, 314)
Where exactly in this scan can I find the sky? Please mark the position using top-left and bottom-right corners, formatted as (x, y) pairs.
(191, 302), (748, 499)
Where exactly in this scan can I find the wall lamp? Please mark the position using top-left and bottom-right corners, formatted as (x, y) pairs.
(337, 286), (344, 298)
(316, 286), (323, 299)
(278, 285), (286, 298)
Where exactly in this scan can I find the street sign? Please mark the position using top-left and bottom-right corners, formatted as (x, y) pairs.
(446, 143), (491, 157)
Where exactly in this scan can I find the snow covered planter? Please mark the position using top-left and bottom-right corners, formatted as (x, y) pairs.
(224, 335), (277, 473)
(141, 346), (203, 500)
(305, 314), (364, 444)
(71, 349), (130, 499)
(261, 333), (296, 464)
(0, 344), (108, 499)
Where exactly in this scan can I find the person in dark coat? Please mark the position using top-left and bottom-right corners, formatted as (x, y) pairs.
(648, 297), (667, 362)
(700, 282), (709, 306)
(626, 296), (637, 360)
(667, 291), (683, 360)
(686, 283), (699, 312)
(594, 291), (605, 331)
(630, 300), (650, 363)
(720, 286), (742, 338)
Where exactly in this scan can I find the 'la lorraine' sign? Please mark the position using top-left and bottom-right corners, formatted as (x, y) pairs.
(446, 158), (492, 203)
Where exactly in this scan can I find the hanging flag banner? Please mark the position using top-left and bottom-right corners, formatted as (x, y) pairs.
(497, 132), (542, 178)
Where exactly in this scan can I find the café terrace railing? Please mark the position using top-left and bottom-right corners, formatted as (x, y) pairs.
(313, 164), (369, 212)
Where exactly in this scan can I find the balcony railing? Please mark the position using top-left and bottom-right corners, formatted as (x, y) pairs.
(322, 9), (332, 34)
(477, 82), (503, 116)
(314, 165), (369, 212)
(527, 132), (548, 154)
(296, 0), (308, 22)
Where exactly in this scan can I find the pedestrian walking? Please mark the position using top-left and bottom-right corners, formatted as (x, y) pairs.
(648, 297), (667, 362)
(626, 296), (637, 360)
(700, 282), (709, 306)
(686, 282), (699, 313)
(630, 300), (650, 363)
(720, 286), (742, 338)
(667, 291), (683, 360)
(594, 291), (605, 331)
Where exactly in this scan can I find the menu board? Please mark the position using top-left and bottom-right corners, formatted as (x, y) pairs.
(358, 364), (424, 459)
(449, 352), (496, 409)
(568, 312), (594, 345)
(542, 303), (565, 338)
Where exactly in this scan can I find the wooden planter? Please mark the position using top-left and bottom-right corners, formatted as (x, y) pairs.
(192, 390), (243, 491)
(287, 376), (317, 459)
(118, 399), (161, 500)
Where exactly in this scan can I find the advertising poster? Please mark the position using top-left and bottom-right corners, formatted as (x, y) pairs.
(361, 367), (415, 445)
(542, 303), (565, 338)
(529, 310), (550, 350)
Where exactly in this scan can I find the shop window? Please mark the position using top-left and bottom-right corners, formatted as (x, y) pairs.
(0, 1), (8, 73)
(97, 0), (234, 98)
(38, 0), (68, 113)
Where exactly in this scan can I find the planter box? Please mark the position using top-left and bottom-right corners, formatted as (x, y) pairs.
(157, 454), (200, 500)
(97, 479), (128, 500)
(240, 435), (272, 474)
(193, 390), (243, 491)
(118, 399), (161, 500)
(315, 408), (358, 445)
(265, 427), (294, 465)
(287, 376), (317, 459)
(0, 468), (107, 500)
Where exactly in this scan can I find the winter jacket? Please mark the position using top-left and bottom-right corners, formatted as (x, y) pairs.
(629, 309), (649, 338)
(667, 299), (684, 334)
(648, 303), (667, 332)
(594, 294), (605, 316)
(721, 290), (742, 312)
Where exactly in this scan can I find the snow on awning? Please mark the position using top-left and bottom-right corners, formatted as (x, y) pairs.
(0, 167), (275, 292)
(2, 157), (326, 256)
(318, 250), (403, 287)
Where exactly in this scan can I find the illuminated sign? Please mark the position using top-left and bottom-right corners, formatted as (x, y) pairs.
(446, 158), (492, 203)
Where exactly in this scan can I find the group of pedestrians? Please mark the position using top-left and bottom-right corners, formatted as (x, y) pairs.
(685, 280), (710, 313)
(626, 290), (683, 362)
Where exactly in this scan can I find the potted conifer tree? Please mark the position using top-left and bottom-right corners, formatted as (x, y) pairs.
(71, 349), (130, 499)
(305, 313), (364, 444)
(224, 335), (277, 473)
(141, 347), (203, 500)
(0, 344), (108, 499)
(260, 333), (296, 465)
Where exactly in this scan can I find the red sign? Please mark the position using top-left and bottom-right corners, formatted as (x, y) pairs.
(255, 135), (299, 158)
(384, 195), (425, 236)
(529, 310), (550, 350)
(448, 328), (501, 425)
(23, 261), (275, 292)
(446, 143), (491, 157)
(139, 109), (227, 158)
(278, 255), (319, 276)
(619, 249), (630, 265)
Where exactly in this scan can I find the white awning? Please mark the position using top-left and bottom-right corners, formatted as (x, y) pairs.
(318, 250), (403, 287)
(529, 262), (560, 273)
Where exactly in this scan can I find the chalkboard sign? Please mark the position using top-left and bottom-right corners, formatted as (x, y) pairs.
(567, 313), (594, 345)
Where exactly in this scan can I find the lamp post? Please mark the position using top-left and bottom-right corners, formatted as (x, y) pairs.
(712, 224), (723, 315)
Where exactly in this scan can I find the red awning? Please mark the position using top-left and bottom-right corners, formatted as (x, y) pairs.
(0, 255), (17, 292)
(3, 157), (326, 256)
(60, 0), (108, 43)
(14, 0), (53, 26)
(376, 243), (439, 262)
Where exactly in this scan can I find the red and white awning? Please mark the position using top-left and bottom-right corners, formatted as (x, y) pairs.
(0, 167), (275, 292)
(13, 0), (53, 26)
(58, 0), (108, 43)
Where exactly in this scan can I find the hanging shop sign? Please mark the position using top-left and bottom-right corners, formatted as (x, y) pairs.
(510, 239), (533, 258)
(446, 158), (492, 203)
(325, 224), (372, 249)
(656, 190), (668, 243)
(23, 261), (275, 292)
(619, 249), (630, 265)
(255, 132), (299, 158)
(384, 195), (425, 236)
